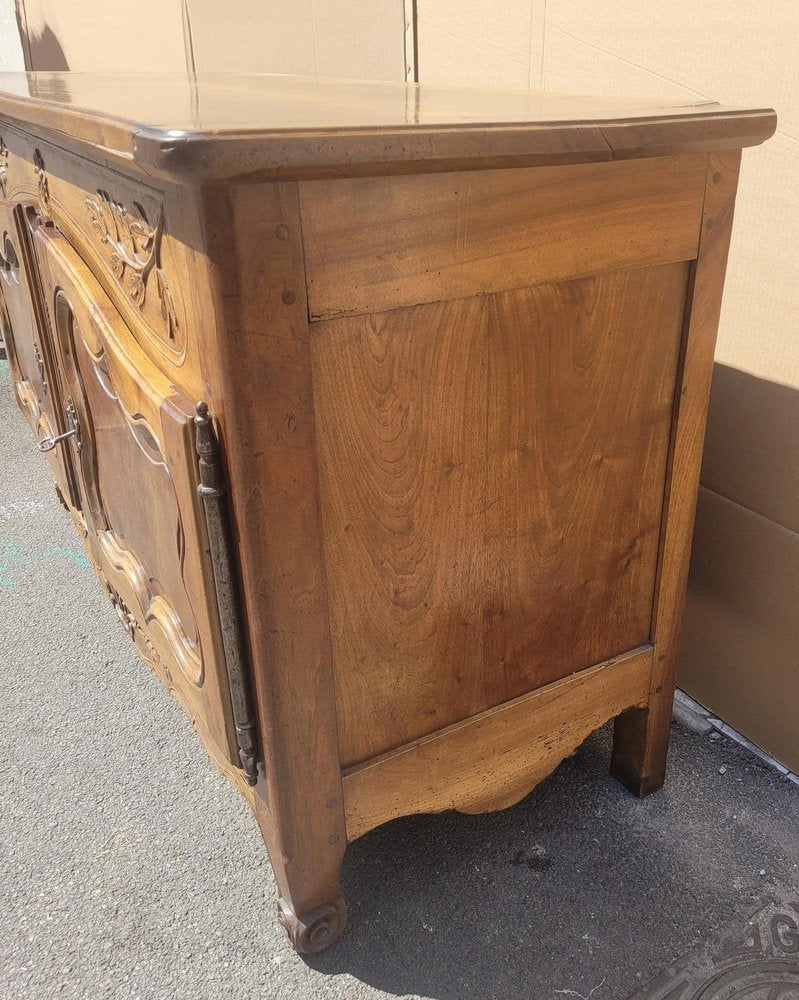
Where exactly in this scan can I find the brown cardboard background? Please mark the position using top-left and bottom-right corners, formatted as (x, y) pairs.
(415, 0), (545, 89)
(186, 0), (407, 79)
(1, 0), (23, 71)
(676, 364), (799, 773)
(16, 0), (188, 72)
(15, 0), (408, 80)
(700, 365), (799, 536)
(680, 482), (799, 774)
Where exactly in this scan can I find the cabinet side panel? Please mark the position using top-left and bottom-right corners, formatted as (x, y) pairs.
(299, 154), (706, 320)
(313, 262), (689, 766)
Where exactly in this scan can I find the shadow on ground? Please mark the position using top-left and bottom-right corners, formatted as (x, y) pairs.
(308, 725), (798, 1000)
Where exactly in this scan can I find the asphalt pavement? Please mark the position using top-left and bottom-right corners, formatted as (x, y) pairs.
(1, 359), (797, 1000)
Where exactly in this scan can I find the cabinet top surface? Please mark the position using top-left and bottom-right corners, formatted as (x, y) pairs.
(0, 71), (776, 181)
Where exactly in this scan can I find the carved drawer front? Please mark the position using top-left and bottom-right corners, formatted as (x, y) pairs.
(0, 200), (77, 507)
(0, 128), (190, 374)
(31, 221), (240, 771)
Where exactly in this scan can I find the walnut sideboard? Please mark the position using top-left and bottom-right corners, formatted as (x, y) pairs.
(0, 72), (775, 952)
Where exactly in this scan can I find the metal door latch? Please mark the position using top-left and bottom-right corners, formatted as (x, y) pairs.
(37, 426), (77, 452)
(38, 396), (81, 452)
(33, 342), (47, 388)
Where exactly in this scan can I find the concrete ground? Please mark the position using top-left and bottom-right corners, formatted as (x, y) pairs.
(0, 358), (797, 1000)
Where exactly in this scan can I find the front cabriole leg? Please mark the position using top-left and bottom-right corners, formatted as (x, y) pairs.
(201, 180), (349, 952)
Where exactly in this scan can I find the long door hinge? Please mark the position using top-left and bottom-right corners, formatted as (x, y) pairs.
(194, 400), (259, 786)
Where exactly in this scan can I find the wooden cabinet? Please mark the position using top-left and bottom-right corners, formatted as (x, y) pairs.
(0, 74), (775, 952)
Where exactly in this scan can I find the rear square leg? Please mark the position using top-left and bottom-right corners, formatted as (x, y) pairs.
(610, 700), (673, 798)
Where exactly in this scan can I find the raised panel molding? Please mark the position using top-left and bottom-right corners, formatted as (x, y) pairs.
(63, 301), (204, 687)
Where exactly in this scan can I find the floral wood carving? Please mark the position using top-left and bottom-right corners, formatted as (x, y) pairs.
(105, 580), (175, 688)
(84, 189), (178, 340)
(32, 148), (50, 215)
(0, 136), (8, 198)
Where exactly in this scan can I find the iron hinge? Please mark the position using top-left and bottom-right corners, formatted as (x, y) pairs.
(194, 401), (259, 786)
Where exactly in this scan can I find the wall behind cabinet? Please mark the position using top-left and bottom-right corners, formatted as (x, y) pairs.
(1, 0), (23, 70)
(12, 0), (409, 79)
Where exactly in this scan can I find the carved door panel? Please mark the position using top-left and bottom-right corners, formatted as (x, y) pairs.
(0, 201), (77, 507)
(31, 220), (240, 771)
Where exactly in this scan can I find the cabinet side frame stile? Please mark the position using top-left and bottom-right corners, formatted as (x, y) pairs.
(611, 149), (743, 795)
(199, 179), (348, 953)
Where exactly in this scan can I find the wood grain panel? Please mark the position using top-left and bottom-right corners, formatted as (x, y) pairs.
(300, 155), (706, 320)
(343, 645), (652, 840)
(312, 262), (688, 767)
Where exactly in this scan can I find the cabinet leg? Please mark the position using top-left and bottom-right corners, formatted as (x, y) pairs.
(255, 797), (348, 954)
(610, 701), (672, 798)
(277, 894), (347, 954)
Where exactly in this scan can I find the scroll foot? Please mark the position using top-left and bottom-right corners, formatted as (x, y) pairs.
(277, 896), (347, 954)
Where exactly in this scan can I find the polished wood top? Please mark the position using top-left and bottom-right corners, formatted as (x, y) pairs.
(0, 72), (776, 181)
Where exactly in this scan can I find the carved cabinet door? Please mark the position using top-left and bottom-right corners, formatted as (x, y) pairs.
(30, 218), (241, 773)
(0, 202), (79, 507)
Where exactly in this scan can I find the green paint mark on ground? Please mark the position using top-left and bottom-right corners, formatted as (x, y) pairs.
(0, 540), (92, 590)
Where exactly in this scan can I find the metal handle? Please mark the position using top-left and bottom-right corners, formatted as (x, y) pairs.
(38, 396), (81, 453)
(37, 426), (78, 452)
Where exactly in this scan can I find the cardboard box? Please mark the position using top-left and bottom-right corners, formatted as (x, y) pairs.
(14, 0), (408, 80)
(15, 0), (187, 72)
(676, 365), (799, 774)
(680, 487), (799, 774)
